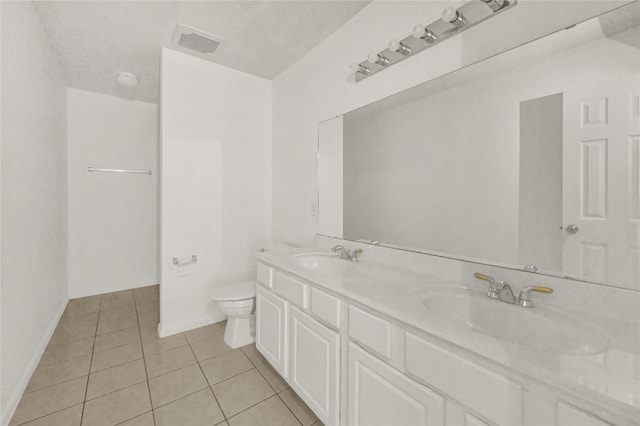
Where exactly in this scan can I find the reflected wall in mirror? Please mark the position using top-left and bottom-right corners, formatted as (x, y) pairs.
(318, 3), (640, 290)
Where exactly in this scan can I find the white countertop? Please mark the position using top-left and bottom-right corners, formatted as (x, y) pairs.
(257, 246), (640, 421)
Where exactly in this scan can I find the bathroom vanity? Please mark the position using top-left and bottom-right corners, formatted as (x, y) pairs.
(253, 243), (639, 426)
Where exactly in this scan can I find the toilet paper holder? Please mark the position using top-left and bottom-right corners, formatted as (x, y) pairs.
(172, 255), (197, 267)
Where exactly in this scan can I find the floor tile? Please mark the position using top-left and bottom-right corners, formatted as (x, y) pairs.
(212, 368), (275, 418)
(10, 376), (87, 425)
(101, 290), (135, 311)
(94, 327), (140, 353)
(153, 388), (224, 426)
(240, 344), (269, 368)
(134, 299), (158, 315)
(49, 312), (99, 346)
(227, 395), (301, 426)
(90, 341), (142, 372)
(144, 345), (196, 378)
(115, 412), (154, 426)
(184, 323), (225, 345)
(86, 359), (147, 400)
(255, 360), (289, 393)
(27, 354), (91, 392)
(82, 382), (151, 426)
(215, 422), (229, 426)
(96, 306), (138, 335)
(190, 334), (232, 361)
(133, 285), (159, 302)
(40, 337), (94, 366)
(148, 364), (208, 408)
(140, 331), (187, 357)
(136, 310), (159, 328)
(279, 388), (319, 426)
(65, 295), (102, 317)
(19, 404), (83, 426)
(200, 349), (253, 385)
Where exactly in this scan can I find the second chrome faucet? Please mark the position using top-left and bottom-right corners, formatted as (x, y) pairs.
(473, 272), (553, 308)
(331, 245), (363, 262)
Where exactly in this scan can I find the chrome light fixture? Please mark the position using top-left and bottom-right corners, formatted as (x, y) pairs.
(350, 0), (516, 82)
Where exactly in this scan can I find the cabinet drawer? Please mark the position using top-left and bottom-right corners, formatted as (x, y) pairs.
(405, 332), (522, 426)
(348, 305), (393, 359)
(257, 263), (273, 288)
(274, 271), (309, 308)
(311, 288), (341, 329)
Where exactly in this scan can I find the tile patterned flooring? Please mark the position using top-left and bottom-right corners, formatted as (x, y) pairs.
(10, 285), (322, 426)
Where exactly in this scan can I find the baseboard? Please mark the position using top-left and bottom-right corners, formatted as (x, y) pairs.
(158, 312), (226, 338)
(1, 299), (68, 426)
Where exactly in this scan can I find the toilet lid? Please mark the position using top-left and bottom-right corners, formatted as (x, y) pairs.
(210, 281), (256, 301)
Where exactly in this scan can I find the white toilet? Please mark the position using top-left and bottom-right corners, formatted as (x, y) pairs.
(210, 281), (256, 348)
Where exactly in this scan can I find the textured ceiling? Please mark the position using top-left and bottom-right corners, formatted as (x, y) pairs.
(33, 1), (370, 103)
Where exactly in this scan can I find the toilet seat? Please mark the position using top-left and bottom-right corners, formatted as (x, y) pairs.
(210, 280), (256, 302)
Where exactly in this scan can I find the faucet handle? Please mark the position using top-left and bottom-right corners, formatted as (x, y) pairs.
(517, 286), (553, 307)
(473, 272), (495, 283)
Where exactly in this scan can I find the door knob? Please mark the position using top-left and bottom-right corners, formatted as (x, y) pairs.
(566, 224), (579, 234)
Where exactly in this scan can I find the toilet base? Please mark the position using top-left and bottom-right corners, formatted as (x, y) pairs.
(223, 316), (255, 348)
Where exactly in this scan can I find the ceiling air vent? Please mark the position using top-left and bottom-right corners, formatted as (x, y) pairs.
(172, 24), (224, 58)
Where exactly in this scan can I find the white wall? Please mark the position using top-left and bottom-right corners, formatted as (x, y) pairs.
(271, 0), (632, 248)
(67, 88), (158, 298)
(0, 2), (68, 423)
(160, 49), (271, 336)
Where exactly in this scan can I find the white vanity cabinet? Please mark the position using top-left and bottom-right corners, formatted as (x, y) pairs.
(255, 260), (628, 426)
(348, 342), (445, 426)
(290, 306), (340, 425)
(255, 284), (289, 378)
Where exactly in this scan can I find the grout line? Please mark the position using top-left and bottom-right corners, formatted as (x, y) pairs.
(113, 410), (153, 426)
(185, 333), (228, 421)
(80, 294), (103, 425)
(275, 391), (304, 426)
(133, 290), (158, 426)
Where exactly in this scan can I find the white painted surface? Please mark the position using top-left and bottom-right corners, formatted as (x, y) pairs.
(405, 332), (523, 426)
(0, 2), (68, 423)
(274, 271), (309, 309)
(348, 342), (445, 426)
(32, 1), (368, 103)
(67, 88), (158, 298)
(256, 284), (289, 378)
(310, 287), (342, 330)
(160, 48), (271, 336)
(290, 306), (340, 426)
(271, 0), (630, 248)
(563, 76), (640, 289)
(317, 116), (343, 237)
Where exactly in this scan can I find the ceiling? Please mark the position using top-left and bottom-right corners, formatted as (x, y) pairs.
(33, 1), (370, 103)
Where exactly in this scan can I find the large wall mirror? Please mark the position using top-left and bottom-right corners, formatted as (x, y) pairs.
(318, 3), (640, 290)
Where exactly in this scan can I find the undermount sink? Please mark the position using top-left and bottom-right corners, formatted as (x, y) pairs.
(290, 252), (354, 274)
(421, 288), (610, 355)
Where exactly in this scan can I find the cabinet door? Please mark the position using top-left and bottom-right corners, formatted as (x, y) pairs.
(348, 343), (445, 426)
(256, 285), (288, 378)
(290, 307), (340, 426)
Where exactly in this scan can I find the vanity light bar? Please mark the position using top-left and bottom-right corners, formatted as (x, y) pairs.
(351, 0), (516, 82)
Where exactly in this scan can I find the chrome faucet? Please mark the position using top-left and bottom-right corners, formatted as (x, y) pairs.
(473, 273), (553, 307)
(331, 245), (363, 262)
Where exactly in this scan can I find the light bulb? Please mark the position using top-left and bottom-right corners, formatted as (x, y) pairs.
(442, 7), (461, 23)
(412, 24), (426, 39)
(388, 39), (412, 55)
(367, 52), (390, 66)
(349, 63), (370, 75)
